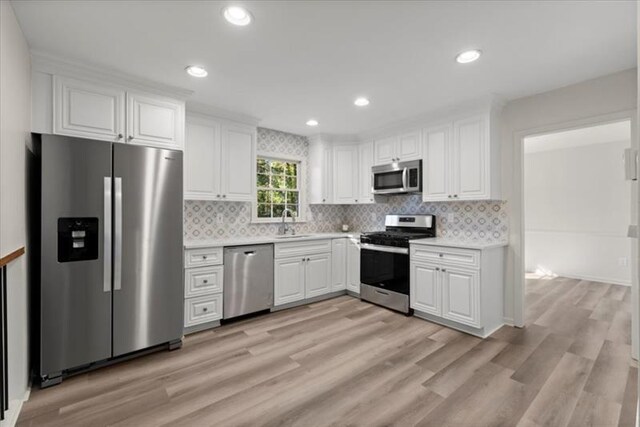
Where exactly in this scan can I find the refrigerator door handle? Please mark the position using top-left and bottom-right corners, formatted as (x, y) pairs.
(114, 177), (123, 291)
(103, 177), (112, 292)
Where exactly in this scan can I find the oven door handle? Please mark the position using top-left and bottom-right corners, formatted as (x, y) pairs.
(361, 243), (409, 255)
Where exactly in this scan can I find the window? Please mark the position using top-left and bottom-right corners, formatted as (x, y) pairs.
(256, 156), (301, 220)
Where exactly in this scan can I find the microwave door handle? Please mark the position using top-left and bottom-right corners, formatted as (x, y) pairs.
(402, 168), (408, 190)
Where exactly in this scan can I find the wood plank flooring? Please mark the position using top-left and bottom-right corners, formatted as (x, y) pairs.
(18, 277), (637, 426)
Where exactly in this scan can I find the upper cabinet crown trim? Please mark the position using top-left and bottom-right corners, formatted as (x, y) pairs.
(32, 50), (193, 100)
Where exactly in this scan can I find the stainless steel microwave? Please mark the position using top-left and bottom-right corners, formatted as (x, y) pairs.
(372, 160), (422, 195)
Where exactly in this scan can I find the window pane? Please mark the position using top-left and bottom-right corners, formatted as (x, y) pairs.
(257, 158), (269, 174)
(257, 174), (270, 187)
(272, 204), (285, 218)
(286, 204), (298, 216)
(285, 163), (297, 176)
(272, 190), (286, 204)
(285, 176), (297, 189)
(271, 175), (286, 189)
(257, 190), (271, 203)
(257, 204), (271, 218)
(270, 161), (285, 175)
(287, 191), (299, 204)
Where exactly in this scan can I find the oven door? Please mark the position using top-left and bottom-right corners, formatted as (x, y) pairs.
(360, 244), (409, 294)
(372, 168), (407, 194)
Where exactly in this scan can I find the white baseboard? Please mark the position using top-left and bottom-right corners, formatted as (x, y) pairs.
(550, 272), (631, 287)
(0, 387), (30, 427)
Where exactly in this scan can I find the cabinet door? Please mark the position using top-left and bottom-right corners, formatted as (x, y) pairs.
(126, 92), (184, 150)
(184, 121), (222, 200)
(53, 76), (125, 142)
(333, 145), (358, 204)
(453, 115), (488, 200)
(346, 239), (361, 293)
(331, 239), (347, 291)
(309, 142), (332, 204)
(374, 136), (398, 165)
(305, 253), (332, 299)
(423, 125), (452, 202)
(274, 258), (306, 306)
(410, 261), (441, 316)
(357, 142), (375, 203)
(398, 130), (421, 161)
(221, 124), (256, 201)
(441, 266), (480, 327)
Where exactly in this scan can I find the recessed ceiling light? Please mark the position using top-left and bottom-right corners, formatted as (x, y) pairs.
(354, 97), (370, 107)
(306, 119), (319, 127)
(223, 6), (252, 26)
(185, 65), (208, 77)
(456, 49), (481, 64)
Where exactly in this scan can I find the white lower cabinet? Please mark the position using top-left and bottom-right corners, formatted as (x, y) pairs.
(346, 238), (361, 293)
(331, 238), (347, 291)
(183, 247), (224, 332)
(410, 244), (504, 337)
(274, 257), (306, 306)
(274, 240), (335, 306)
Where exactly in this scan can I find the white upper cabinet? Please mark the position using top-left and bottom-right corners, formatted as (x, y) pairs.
(53, 76), (125, 142)
(126, 92), (184, 150)
(220, 124), (255, 202)
(374, 136), (397, 165)
(52, 75), (184, 150)
(332, 145), (359, 204)
(184, 116), (256, 201)
(184, 121), (221, 200)
(423, 113), (500, 202)
(398, 130), (422, 161)
(308, 138), (333, 204)
(423, 124), (451, 201)
(374, 130), (422, 165)
(453, 115), (487, 200)
(357, 142), (375, 204)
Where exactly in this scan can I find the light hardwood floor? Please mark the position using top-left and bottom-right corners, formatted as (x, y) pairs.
(18, 277), (636, 426)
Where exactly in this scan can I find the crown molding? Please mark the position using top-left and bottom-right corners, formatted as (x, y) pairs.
(31, 50), (194, 99)
(186, 101), (260, 127)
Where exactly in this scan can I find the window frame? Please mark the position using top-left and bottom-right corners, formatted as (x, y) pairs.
(252, 152), (307, 223)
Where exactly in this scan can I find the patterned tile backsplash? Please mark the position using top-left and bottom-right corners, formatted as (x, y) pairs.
(184, 127), (509, 243)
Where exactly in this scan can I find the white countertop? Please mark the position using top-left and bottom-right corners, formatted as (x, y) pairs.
(410, 238), (508, 250)
(185, 232), (361, 249)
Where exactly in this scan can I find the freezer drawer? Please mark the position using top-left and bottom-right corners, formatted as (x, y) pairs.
(224, 245), (274, 319)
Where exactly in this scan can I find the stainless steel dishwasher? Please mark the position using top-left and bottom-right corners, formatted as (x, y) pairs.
(223, 244), (274, 319)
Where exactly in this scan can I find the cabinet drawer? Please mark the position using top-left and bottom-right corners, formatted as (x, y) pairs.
(275, 239), (331, 259)
(184, 294), (222, 327)
(185, 247), (223, 267)
(185, 265), (223, 298)
(410, 245), (480, 268)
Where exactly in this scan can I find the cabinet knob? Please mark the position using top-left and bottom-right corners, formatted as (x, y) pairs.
(203, 307), (208, 312)
(116, 133), (123, 140)
(127, 135), (134, 142)
(454, 194), (458, 198)
(355, 199), (358, 203)
(442, 269), (447, 272)
(222, 194), (227, 198)
(438, 253), (443, 257)
(448, 195), (452, 198)
(322, 199), (326, 202)
(203, 280), (208, 284)
(435, 267), (440, 271)
(216, 194), (221, 198)
(203, 255), (207, 259)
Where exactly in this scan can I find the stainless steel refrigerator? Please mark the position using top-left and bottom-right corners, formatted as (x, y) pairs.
(29, 134), (184, 387)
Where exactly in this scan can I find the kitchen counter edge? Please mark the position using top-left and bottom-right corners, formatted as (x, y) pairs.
(410, 238), (508, 250)
(185, 232), (362, 249)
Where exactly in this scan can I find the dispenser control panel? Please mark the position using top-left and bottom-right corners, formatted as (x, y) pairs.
(58, 218), (99, 262)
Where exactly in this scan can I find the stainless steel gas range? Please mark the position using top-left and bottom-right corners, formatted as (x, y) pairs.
(359, 214), (436, 314)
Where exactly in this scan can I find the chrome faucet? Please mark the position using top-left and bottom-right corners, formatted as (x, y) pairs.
(280, 208), (296, 235)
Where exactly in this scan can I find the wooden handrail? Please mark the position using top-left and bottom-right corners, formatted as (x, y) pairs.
(0, 247), (25, 268)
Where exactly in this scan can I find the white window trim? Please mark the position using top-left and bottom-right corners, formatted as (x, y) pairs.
(252, 151), (308, 223)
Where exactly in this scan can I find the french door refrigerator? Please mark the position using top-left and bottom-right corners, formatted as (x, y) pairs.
(30, 134), (183, 387)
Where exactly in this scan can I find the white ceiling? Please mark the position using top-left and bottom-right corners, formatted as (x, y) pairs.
(524, 120), (631, 153)
(11, 0), (637, 136)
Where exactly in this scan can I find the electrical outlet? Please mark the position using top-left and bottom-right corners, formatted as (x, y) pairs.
(216, 214), (224, 225)
(619, 257), (629, 267)
(447, 213), (455, 222)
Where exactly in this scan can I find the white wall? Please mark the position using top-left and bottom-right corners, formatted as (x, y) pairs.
(524, 139), (631, 285)
(501, 68), (637, 326)
(0, 0), (31, 421)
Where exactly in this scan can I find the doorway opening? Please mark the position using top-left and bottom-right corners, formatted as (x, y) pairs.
(523, 118), (635, 351)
